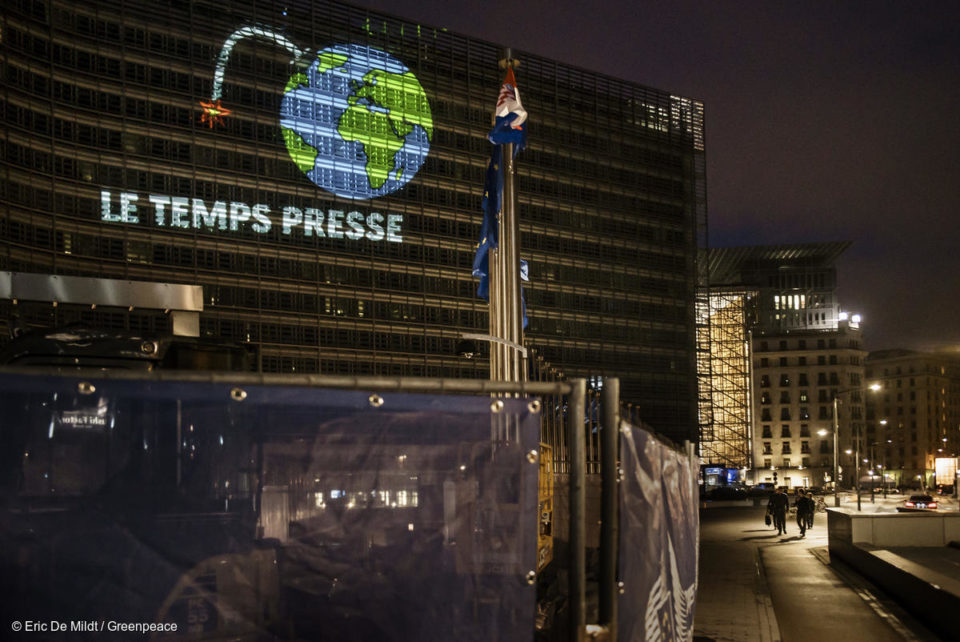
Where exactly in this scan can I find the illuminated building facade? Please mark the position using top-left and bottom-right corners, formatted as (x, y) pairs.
(865, 349), (960, 490)
(704, 243), (867, 487)
(751, 320), (866, 488)
(697, 288), (755, 474)
(0, 0), (705, 441)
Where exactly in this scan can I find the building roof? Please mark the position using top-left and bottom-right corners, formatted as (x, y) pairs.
(867, 349), (960, 363)
(708, 242), (852, 285)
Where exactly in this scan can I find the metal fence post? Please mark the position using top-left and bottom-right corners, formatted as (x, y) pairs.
(568, 378), (586, 642)
(599, 378), (620, 640)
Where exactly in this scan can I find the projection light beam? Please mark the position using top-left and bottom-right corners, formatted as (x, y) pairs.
(200, 25), (305, 128)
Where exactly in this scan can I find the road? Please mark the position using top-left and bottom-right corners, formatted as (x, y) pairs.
(693, 503), (945, 642)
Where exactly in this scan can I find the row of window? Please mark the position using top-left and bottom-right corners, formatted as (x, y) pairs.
(761, 458), (821, 470)
(759, 373), (861, 388)
(764, 270), (831, 290)
(5, 229), (690, 328)
(1, 297), (691, 386)
(871, 363), (959, 377)
(761, 389), (854, 404)
(117, 315), (687, 380)
(761, 441), (827, 455)
(11, 1), (694, 143)
(757, 354), (862, 367)
(761, 424), (824, 439)
(756, 337), (861, 351)
(758, 406), (859, 422)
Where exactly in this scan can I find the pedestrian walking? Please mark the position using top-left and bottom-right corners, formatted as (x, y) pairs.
(804, 492), (817, 529)
(795, 491), (815, 536)
(767, 487), (789, 535)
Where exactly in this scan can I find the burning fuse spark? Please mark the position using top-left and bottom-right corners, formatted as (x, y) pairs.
(199, 99), (231, 128)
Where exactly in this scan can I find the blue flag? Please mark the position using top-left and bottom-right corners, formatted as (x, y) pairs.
(474, 67), (529, 329)
(472, 145), (503, 300)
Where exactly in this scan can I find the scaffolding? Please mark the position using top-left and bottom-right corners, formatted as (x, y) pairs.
(697, 288), (754, 469)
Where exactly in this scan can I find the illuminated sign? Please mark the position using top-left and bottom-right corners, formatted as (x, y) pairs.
(58, 410), (109, 430)
(100, 190), (403, 242)
(935, 457), (957, 486)
(201, 27), (433, 200)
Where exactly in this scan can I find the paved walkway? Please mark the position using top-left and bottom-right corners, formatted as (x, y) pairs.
(694, 506), (943, 642)
(696, 533), (779, 641)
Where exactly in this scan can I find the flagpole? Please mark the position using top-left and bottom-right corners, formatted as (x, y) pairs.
(479, 49), (526, 384)
(502, 140), (521, 383)
(495, 243), (506, 381)
(488, 241), (499, 380)
(500, 49), (525, 384)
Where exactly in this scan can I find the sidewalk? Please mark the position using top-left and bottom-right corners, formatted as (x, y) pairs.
(695, 533), (780, 641)
(762, 542), (911, 642)
(694, 505), (944, 642)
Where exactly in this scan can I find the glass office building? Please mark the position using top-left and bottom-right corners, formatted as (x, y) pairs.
(1, 0), (705, 442)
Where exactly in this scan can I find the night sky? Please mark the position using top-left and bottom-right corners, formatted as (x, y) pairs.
(354, 0), (960, 353)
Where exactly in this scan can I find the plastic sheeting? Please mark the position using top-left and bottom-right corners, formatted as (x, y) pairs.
(618, 422), (699, 641)
(0, 372), (540, 641)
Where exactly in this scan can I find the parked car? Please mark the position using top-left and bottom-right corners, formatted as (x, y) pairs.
(896, 494), (939, 512)
(705, 486), (748, 501)
(746, 483), (775, 497)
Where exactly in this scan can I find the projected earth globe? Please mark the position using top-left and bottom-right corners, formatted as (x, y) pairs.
(279, 44), (433, 200)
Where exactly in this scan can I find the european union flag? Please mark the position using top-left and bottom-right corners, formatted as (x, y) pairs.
(472, 145), (503, 299)
(473, 67), (529, 329)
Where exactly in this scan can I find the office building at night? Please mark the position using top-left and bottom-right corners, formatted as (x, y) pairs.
(701, 243), (868, 487)
(1, 0), (705, 441)
(751, 319), (866, 489)
(865, 349), (960, 490)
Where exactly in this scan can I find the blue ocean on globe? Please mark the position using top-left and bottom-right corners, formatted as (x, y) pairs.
(279, 43), (433, 200)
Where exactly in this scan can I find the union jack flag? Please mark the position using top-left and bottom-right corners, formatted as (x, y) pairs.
(489, 67), (527, 149)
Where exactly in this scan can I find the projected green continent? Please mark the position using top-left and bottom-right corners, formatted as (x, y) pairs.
(279, 44), (433, 200)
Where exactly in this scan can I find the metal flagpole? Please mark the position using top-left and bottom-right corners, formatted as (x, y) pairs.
(496, 238), (507, 381)
(487, 242), (499, 380)
(483, 49), (526, 385)
(500, 50), (524, 384)
(502, 140), (521, 383)
(489, 243), (497, 380)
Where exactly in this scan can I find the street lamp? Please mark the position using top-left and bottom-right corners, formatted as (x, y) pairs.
(879, 419), (889, 497)
(867, 442), (883, 504)
(834, 383), (881, 511)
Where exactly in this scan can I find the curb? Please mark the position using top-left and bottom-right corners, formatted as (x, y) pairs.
(808, 547), (937, 642)
(753, 546), (782, 642)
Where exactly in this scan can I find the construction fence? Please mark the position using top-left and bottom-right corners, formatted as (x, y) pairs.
(0, 369), (697, 641)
